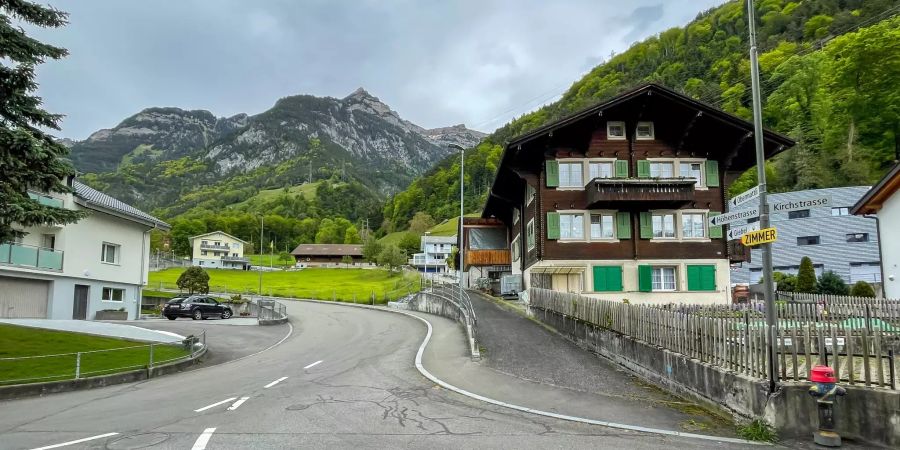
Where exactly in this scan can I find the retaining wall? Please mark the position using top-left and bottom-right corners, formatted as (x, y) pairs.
(530, 306), (899, 447)
(393, 292), (479, 359)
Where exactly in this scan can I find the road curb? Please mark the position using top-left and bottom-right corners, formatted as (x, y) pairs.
(0, 346), (208, 401)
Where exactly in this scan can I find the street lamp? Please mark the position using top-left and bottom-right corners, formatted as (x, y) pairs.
(449, 143), (465, 296)
(424, 231), (431, 290)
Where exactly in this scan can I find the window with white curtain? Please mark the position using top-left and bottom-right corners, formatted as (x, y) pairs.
(559, 213), (585, 239)
(681, 213), (706, 238)
(589, 162), (613, 180)
(590, 214), (614, 239)
(559, 162), (584, 188)
(652, 214), (675, 238)
(652, 267), (676, 291)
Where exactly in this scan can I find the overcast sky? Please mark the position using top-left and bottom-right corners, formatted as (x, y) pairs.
(25, 0), (725, 140)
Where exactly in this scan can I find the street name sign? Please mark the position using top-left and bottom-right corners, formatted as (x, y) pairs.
(741, 227), (777, 246)
(770, 195), (832, 213)
(728, 185), (760, 209)
(709, 206), (760, 227)
(726, 222), (761, 241)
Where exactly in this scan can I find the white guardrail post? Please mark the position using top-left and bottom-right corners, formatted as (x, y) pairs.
(74, 352), (81, 379)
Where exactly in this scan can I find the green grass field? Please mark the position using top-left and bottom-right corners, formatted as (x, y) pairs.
(0, 324), (190, 385)
(228, 182), (321, 209)
(245, 254), (295, 268)
(148, 267), (419, 303)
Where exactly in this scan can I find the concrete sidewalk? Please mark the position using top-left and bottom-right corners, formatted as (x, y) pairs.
(410, 294), (741, 441)
(0, 319), (185, 343)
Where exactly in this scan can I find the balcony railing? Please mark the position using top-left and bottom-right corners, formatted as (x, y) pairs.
(28, 192), (64, 208)
(200, 244), (231, 252)
(409, 258), (447, 266)
(0, 242), (64, 271)
(586, 177), (696, 207)
(221, 255), (249, 263)
(465, 249), (511, 266)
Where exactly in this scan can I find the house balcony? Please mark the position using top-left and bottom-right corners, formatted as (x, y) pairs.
(409, 257), (447, 266)
(464, 249), (511, 267)
(28, 192), (64, 208)
(0, 242), (64, 271)
(200, 244), (231, 252)
(221, 255), (249, 263)
(586, 177), (696, 208)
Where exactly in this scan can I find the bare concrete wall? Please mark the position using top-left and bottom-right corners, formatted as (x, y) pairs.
(530, 306), (899, 447)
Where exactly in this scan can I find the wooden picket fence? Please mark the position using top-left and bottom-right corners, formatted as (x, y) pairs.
(527, 288), (898, 389)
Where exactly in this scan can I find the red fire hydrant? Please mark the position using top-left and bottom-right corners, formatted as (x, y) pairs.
(808, 365), (846, 447)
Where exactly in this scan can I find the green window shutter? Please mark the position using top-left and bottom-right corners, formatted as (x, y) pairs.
(639, 212), (653, 239)
(705, 160), (720, 187)
(593, 266), (623, 292)
(546, 160), (559, 187)
(638, 265), (653, 292)
(708, 211), (722, 239)
(637, 160), (651, 178)
(614, 160), (629, 178)
(546, 212), (560, 240)
(687, 265), (716, 291)
(616, 212), (631, 239)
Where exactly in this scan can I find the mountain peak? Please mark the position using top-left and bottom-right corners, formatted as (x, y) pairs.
(344, 87), (377, 102)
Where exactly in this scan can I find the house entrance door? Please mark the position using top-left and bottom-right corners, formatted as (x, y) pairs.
(73, 285), (89, 320)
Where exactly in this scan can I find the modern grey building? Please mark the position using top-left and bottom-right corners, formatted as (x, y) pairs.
(730, 186), (881, 285)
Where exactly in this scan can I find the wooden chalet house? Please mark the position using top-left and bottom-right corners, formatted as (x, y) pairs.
(483, 84), (794, 304)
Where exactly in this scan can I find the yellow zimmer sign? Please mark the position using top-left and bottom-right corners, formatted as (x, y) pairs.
(741, 227), (777, 246)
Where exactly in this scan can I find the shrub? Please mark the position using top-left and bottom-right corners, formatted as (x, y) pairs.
(796, 257), (817, 293)
(177, 266), (210, 294)
(850, 281), (876, 297)
(817, 271), (848, 295)
(774, 272), (797, 292)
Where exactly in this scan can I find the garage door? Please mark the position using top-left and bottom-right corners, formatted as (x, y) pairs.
(0, 276), (50, 318)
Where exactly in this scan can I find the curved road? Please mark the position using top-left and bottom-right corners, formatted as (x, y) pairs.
(0, 301), (755, 449)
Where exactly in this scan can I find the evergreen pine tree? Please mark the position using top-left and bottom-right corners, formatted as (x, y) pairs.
(796, 257), (817, 293)
(1, 1), (86, 242)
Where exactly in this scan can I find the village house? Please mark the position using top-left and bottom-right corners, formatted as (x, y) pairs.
(852, 162), (900, 298)
(481, 83), (794, 304)
(189, 231), (250, 270)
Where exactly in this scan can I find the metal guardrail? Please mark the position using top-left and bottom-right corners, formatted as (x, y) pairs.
(0, 331), (206, 385)
(419, 282), (479, 358)
(256, 299), (287, 322)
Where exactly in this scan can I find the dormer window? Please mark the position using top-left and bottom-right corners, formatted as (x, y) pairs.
(606, 121), (626, 140)
(636, 122), (654, 140)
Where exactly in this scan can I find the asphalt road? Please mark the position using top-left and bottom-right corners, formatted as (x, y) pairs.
(0, 301), (763, 449)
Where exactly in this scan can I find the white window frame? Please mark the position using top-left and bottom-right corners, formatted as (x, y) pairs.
(679, 211), (708, 240)
(526, 184), (535, 206)
(607, 121), (626, 140)
(587, 158), (616, 180)
(511, 235), (520, 261)
(651, 266), (677, 291)
(651, 212), (676, 239)
(649, 161), (675, 178)
(557, 160), (585, 189)
(558, 212), (585, 240)
(101, 287), (125, 302)
(526, 219), (536, 251)
(648, 158), (707, 189)
(589, 212), (616, 241)
(101, 242), (120, 265)
(513, 208), (520, 225)
(635, 121), (655, 140)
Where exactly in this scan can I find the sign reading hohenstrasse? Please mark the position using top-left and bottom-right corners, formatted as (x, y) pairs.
(728, 185), (760, 209)
(709, 206), (760, 226)
(770, 195), (832, 213)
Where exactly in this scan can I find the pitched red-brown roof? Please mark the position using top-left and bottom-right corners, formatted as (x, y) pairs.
(290, 244), (363, 256)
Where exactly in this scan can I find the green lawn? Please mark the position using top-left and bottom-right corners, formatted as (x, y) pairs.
(378, 231), (407, 246)
(228, 182), (321, 209)
(0, 324), (190, 385)
(148, 267), (419, 303)
(245, 254), (295, 268)
(428, 214), (479, 236)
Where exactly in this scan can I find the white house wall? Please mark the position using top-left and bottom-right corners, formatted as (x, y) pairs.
(880, 192), (900, 298)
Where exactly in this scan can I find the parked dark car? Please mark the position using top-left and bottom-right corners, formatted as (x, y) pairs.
(164, 295), (232, 320)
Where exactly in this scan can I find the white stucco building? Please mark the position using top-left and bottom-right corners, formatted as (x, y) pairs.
(0, 178), (170, 320)
(189, 231), (249, 270)
(408, 235), (456, 274)
(853, 163), (900, 298)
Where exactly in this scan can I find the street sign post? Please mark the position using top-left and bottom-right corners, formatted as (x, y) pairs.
(727, 222), (761, 241)
(729, 185), (760, 209)
(770, 195), (832, 213)
(741, 227), (777, 246)
(709, 206), (760, 227)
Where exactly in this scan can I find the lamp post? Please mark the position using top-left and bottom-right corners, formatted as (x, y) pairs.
(258, 216), (264, 298)
(424, 231), (431, 290)
(449, 143), (465, 297)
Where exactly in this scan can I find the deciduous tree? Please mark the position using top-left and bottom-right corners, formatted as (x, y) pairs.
(177, 266), (210, 294)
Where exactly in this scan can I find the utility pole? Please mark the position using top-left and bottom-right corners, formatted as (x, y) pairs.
(449, 144), (465, 293)
(308, 161), (312, 184)
(258, 216), (264, 297)
(746, 0), (779, 393)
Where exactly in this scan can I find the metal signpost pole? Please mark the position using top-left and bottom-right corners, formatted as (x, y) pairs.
(449, 144), (466, 299)
(747, 0), (779, 392)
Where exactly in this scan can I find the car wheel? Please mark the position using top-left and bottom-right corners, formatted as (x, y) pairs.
(192, 309), (203, 320)
(221, 309), (232, 319)
(166, 315), (177, 321)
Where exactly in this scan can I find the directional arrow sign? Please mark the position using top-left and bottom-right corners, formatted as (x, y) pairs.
(727, 222), (760, 241)
(729, 185), (760, 209)
(709, 206), (760, 227)
(770, 195), (832, 213)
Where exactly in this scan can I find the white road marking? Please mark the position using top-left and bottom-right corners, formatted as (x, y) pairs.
(227, 396), (250, 411)
(194, 397), (237, 412)
(191, 428), (217, 450)
(304, 360), (323, 369)
(30, 432), (119, 450)
(264, 376), (288, 388)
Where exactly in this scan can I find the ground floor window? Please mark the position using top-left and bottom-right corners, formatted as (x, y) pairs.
(102, 287), (125, 301)
(652, 267), (676, 291)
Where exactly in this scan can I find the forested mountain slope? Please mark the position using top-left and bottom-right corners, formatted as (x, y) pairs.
(384, 0), (900, 231)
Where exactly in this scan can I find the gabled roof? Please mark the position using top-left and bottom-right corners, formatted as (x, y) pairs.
(290, 244), (363, 256)
(73, 181), (170, 230)
(188, 231), (247, 243)
(852, 163), (900, 215)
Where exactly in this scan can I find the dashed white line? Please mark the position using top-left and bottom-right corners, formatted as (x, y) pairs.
(227, 396), (250, 411)
(30, 432), (119, 450)
(194, 397), (237, 413)
(264, 376), (288, 388)
(304, 360), (323, 369)
(191, 428), (217, 450)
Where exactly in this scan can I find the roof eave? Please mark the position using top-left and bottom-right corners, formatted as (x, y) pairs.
(74, 198), (171, 231)
(851, 163), (900, 215)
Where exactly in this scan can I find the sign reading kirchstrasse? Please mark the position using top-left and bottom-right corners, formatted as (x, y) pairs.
(709, 206), (760, 226)
(726, 222), (761, 241)
(728, 185), (760, 209)
(770, 195), (832, 213)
